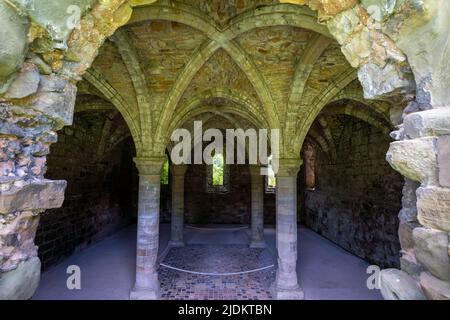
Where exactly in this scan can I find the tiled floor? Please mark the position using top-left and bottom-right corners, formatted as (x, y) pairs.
(33, 224), (383, 300)
(159, 245), (275, 299)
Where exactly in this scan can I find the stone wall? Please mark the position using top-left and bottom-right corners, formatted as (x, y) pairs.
(35, 111), (137, 270)
(183, 164), (276, 225)
(302, 115), (403, 268)
(1, 0), (449, 300)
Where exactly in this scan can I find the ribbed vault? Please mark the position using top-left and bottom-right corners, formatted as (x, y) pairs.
(80, 0), (398, 159)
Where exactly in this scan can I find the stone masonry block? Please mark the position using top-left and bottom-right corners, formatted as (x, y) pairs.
(413, 227), (450, 281)
(417, 187), (450, 233)
(0, 180), (67, 214)
(437, 135), (450, 187)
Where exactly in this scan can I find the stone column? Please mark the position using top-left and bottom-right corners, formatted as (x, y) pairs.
(169, 164), (188, 247)
(249, 165), (266, 248)
(271, 158), (304, 300)
(130, 156), (165, 300)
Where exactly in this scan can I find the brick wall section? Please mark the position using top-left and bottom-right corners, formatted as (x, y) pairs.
(301, 115), (403, 268)
(183, 164), (276, 225)
(160, 184), (171, 223)
(35, 111), (137, 270)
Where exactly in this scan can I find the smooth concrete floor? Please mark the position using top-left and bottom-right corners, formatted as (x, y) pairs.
(33, 224), (383, 300)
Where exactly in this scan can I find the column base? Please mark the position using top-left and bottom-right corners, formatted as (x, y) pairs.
(270, 283), (304, 300)
(169, 240), (185, 247)
(129, 286), (160, 300)
(249, 240), (266, 249)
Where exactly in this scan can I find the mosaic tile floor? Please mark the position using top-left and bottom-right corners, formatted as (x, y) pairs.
(158, 245), (276, 300)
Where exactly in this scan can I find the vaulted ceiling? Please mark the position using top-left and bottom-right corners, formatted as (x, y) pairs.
(78, 0), (396, 157)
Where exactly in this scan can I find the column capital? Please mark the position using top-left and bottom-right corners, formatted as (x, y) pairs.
(276, 158), (303, 177)
(170, 164), (188, 177)
(134, 157), (166, 176)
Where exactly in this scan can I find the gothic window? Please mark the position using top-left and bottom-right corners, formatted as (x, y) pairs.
(160, 155), (169, 185)
(207, 153), (229, 193)
(265, 155), (276, 193)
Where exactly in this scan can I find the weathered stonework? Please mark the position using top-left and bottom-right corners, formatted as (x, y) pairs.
(420, 272), (450, 300)
(0, 0), (449, 300)
(416, 187), (450, 233)
(0, 256), (40, 300)
(0, 58), (73, 298)
(379, 268), (426, 300)
(272, 158), (304, 300)
(387, 137), (438, 185)
(130, 156), (165, 300)
(413, 228), (450, 282)
(437, 135), (450, 188)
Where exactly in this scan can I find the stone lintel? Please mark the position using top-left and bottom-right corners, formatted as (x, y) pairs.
(0, 179), (67, 214)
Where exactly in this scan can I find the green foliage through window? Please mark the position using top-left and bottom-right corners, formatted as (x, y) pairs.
(161, 156), (169, 185)
(212, 153), (224, 186)
(267, 155), (276, 188)
(268, 175), (276, 188)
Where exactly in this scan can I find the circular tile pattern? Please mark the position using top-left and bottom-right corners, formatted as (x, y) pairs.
(159, 245), (276, 300)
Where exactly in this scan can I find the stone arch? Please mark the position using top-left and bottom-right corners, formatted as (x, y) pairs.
(129, 3), (332, 40)
(223, 4), (331, 39)
(110, 29), (153, 139)
(330, 81), (394, 122)
(58, 1), (415, 103)
(155, 40), (220, 145)
(166, 109), (258, 164)
(83, 68), (143, 152)
(74, 98), (115, 113)
(72, 95), (137, 161)
(293, 66), (358, 154)
(168, 88), (269, 135)
(307, 127), (333, 161)
(285, 34), (332, 138)
(165, 93), (271, 161)
(123, 3), (347, 140)
(316, 116), (337, 160)
(321, 100), (392, 135)
(3, 1), (417, 108)
(62, 1), (368, 149)
(48, 1), (417, 161)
